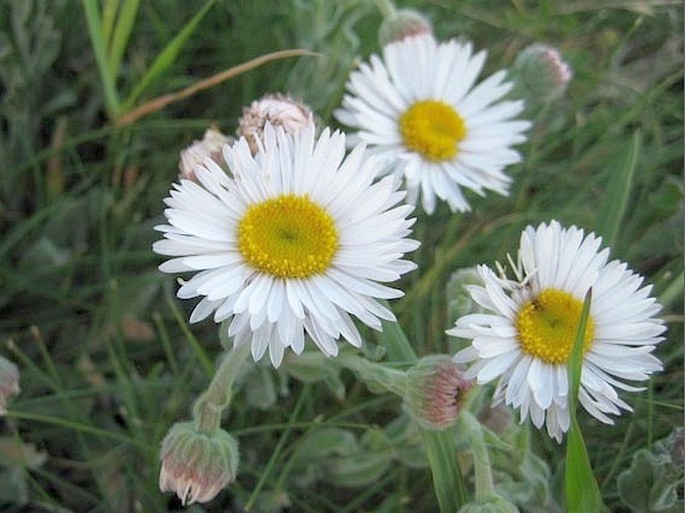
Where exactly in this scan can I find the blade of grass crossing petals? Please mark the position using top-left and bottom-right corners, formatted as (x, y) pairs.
(565, 288), (606, 513)
(122, 0), (216, 111)
(595, 131), (641, 249)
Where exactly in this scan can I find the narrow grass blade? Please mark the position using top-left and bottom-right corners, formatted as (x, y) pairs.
(595, 130), (641, 248)
(565, 288), (606, 513)
(82, 0), (120, 119)
(121, 0), (216, 112)
(163, 288), (213, 378)
(567, 288), (592, 407)
(101, 0), (121, 46)
(107, 0), (140, 80)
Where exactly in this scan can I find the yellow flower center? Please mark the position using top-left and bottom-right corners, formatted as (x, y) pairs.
(237, 194), (338, 279)
(515, 289), (595, 365)
(399, 100), (467, 162)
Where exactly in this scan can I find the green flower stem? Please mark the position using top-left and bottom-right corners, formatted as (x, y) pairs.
(461, 411), (496, 502)
(193, 343), (251, 434)
(378, 314), (466, 511)
(420, 427), (468, 510)
(337, 353), (407, 396)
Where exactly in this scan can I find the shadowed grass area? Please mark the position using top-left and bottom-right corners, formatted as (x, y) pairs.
(0, 0), (682, 511)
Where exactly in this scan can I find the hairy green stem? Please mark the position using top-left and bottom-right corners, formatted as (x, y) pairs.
(420, 427), (468, 510)
(193, 343), (251, 433)
(379, 313), (466, 511)
(461, 412), (496, 501)
(374, 0), (397, 18)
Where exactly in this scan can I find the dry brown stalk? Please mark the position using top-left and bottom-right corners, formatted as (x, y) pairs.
(115, 48), (318, 127)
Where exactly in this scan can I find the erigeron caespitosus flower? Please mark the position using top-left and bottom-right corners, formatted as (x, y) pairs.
(335, 33), (530, 214)
(448, 221), (665, 442)
(154, 123), (418, 367)
(237, 93), (314, 154)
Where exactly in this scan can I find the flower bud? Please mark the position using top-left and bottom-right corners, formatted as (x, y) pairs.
(378, 9), (433, 46)
(159, 421), (239, 505)
(510, 44), (572, 103)
(458, 496), (520, 513)
(179, 128), (232, 182)
(404, 355), (471, 430)
(237, 94), (314, 154)
(0, 355), (20, 415)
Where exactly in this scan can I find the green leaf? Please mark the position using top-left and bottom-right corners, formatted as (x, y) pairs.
(565, 288), (606, 513)
(565, 419), (605, 513)
(378, 314), (417, 364)
(595, 130), (641, 248)
(327, 449), (392, 488)
(121, 0), (216, 112)
(617, 449), (680, 513)
(245, 365), (278, 410)
(297, 428), (358, 461)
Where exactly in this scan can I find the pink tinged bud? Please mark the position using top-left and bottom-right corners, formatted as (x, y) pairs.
(237, 93), (314, 155)
(378, 9), (433, 46)
(404, 355), (472, 430)
(179, 128), (233, 182)
(159, 422), (239, 505)
(512, 44), (573, 102)
(0, 355), (20, 415)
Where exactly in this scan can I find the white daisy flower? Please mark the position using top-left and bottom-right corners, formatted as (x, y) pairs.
(335, 33), (531, 214)
(447, 220), (666, 442)
(154, 123), (419, 367)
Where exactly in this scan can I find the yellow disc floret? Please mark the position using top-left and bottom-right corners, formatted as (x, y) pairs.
(515, 289), (595, 365)
(237, 194), (339, 279)
(399, 100), (467, 162)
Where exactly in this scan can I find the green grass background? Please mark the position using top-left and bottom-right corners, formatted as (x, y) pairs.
(0, 0), (682, 511)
